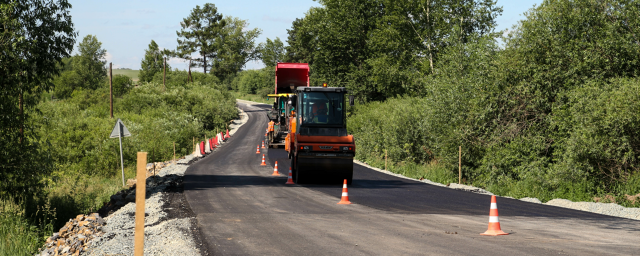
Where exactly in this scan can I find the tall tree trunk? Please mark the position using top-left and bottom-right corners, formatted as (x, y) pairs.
(203, 52), (207, 74)
(189, 60), (193, 82)
(422, 3), (434, 74)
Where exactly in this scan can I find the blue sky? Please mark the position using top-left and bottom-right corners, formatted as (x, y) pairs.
(69, 0), (542, 71)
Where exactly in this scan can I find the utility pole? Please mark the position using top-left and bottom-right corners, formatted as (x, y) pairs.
(110, 62), (113, 119)
(163, 57), (166, 90)
(19, 89), (23, 144)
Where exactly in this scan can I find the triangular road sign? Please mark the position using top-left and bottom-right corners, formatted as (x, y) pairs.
(110, 118), (131, 138)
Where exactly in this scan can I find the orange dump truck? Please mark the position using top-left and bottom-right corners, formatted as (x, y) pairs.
(266, 63), (309, 148)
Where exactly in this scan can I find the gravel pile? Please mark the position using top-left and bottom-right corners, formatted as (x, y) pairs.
(36, 213), (106, 256)
(84, 191), (199, 256)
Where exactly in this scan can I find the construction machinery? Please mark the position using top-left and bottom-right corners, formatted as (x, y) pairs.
(270, 63), (355, 184)
(266, 63), (309, 148)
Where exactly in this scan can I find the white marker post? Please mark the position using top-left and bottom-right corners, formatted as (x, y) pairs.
(110, 118), (131, 186)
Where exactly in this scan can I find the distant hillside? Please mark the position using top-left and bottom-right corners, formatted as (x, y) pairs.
(112, 69), (139, 82)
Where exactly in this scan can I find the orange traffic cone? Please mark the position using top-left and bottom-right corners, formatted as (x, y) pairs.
(225, 129), (230, 139)
(260, 154), (267, 166)
(262, 140), (266, 149)
(337, 179), (352, 205)
(481, 195), (509, 236)
(285, 167), (294, 184)
(256, 145), (260, 154)
(272, 161), (280, 176)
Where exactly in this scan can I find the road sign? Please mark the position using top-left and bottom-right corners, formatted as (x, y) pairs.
(110, 118), (131, 186)
(110, 119), (131, 138)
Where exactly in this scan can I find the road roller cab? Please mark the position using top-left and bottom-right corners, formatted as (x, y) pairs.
(286, 84), (355, 184)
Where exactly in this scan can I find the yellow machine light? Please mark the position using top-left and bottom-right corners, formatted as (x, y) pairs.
(323, 83), (327, 87)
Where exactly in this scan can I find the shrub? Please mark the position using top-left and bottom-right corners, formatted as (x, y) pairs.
(111, 74), (132, 97)
(53, 70), (82, 99)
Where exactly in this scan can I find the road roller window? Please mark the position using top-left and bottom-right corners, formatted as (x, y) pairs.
(300, 92), (344, 126)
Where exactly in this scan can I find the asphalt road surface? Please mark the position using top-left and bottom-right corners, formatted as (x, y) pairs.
(184, 102), (640, 256)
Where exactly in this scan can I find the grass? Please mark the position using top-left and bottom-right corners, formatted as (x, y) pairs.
(356, 154), (457, 185)
(112, 69), (139, 82)
(231, 91), (274, 105)
(0, 199), (54, 256)
(0, 167), (136, 256)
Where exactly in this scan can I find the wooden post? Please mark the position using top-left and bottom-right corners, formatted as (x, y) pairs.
(163, 57), (166, 90)
(458, 146), (462, 184)
(134, 152), (147, 256)
(110, 62), (113, 119)
(173, 142), (176, 163)
(19, 90), (23, 144)
(385, 149), (388, 171)
(192, 137), (195, 154)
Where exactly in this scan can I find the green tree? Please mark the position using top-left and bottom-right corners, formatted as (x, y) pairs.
(284, 17), (315, 64)
(235, 68), (271, 94)
(0, 0), (76, 196)
(258, 37), (285, 67)
(210, 16), (261, 79)
(482, 0), (640, 189)
(175, 3), (226, 74)
(53, 70), (82, 99)
(74, 34), (107, 90)
(112, 74), (133, 97)
(139, 40), (171, 83)
(284, 0), (502, 100)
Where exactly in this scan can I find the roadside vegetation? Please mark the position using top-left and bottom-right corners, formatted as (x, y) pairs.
(1, 2), (245, 254)
(230, 0), (640, 208)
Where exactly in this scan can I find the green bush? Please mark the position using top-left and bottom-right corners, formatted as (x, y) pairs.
(53, 70), (82, 99)
(235, 69), (272, 94)
(151, 70), (220, 88)
(112, 74), (133, 97)
(36, 81), (236, 177)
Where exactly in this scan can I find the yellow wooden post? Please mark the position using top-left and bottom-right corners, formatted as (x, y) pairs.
(458, 146), (462, 184)
(134, 152), (147, 256)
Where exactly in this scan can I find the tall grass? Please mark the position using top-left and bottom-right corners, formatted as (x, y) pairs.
(0, 199), (54, 256)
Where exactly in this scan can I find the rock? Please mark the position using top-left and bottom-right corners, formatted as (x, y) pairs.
(37, 213), (108, 256)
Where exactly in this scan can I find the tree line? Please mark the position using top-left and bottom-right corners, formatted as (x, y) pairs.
(283, 0), (639, 201)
